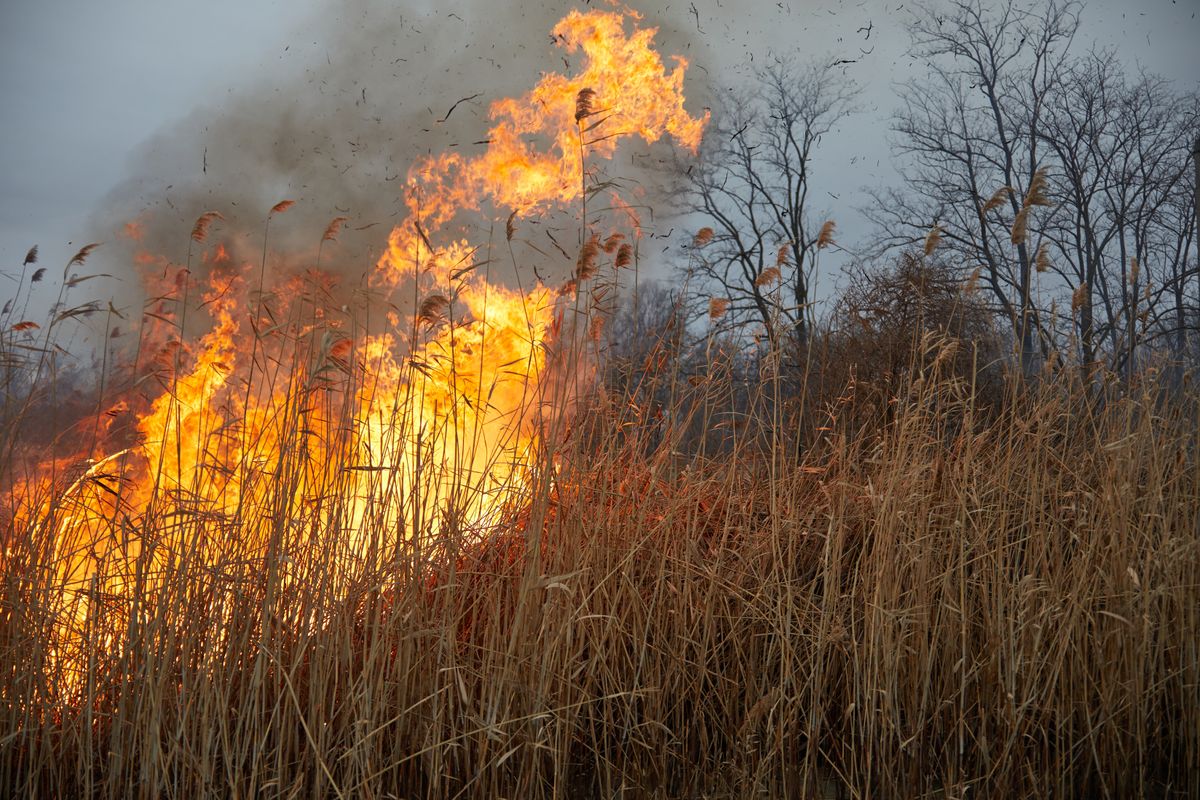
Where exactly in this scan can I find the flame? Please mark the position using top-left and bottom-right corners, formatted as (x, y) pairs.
(354, 281), (556, 537)
(4, 6), (707, 685)
(121, 220), (145, 242)
(377, 7), (706, 285)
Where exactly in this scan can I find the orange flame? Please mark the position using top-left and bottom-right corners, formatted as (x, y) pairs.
(378, 8), (706, 285)
(5, 6), (707, 684)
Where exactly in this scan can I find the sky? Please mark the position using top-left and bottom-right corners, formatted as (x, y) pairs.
(1, 0), (1197, 322)
(0, 0), (320, 267)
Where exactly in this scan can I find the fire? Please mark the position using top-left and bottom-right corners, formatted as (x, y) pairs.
(354, 280), (556, 540)
(3, 6), (707, 684)
(377, 7), (706, 285)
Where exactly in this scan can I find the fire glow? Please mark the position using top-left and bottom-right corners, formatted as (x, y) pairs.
(4, 7), (706, 681)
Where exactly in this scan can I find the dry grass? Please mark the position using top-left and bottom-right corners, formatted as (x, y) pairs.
(2, 301), (1197, 799)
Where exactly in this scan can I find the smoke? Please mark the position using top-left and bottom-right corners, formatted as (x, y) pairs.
(96, 0), (707, 305)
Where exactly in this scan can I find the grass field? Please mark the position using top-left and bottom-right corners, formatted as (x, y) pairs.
(3, 296), (1197, 797)
(2, 6), (1197, 797)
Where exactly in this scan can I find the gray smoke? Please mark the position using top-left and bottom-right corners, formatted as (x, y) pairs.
(96, 0), (708, 302)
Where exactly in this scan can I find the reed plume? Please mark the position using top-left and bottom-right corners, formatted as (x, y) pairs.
(1035, 243), (1051, 273)
(708, 297), (729, 320)
(923, 224), (943, 256)
(322, 216), (349, 243)
(1011, 207), (1030, 244)
(614, 243), (633, 269)
(68, 243), (102, 268)
(576, 235), (601, 281)
(755, 267), (781, 287)
(776, 243), (790, 267)
(191, 211), (225, 244)
(418, 293), (451, 326)
(981, 185), (1012, 214)
(964, 265), (983, 292)
(817, 219), (836, 249)
(1024, 167), (1051, 208)
(575, 88), (597, 121)
(1071, 281), (1088, 314)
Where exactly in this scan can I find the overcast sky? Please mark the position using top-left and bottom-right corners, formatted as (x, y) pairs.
(1, 0), (1196, 315)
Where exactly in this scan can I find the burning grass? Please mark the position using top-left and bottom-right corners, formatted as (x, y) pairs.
(2, 5), (1198, 798)
(2, 323), (1197, 797)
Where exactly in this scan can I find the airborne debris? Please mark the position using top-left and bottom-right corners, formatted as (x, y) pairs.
(439, 93), (482, 123)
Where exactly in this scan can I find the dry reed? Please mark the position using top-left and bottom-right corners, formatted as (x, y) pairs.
(2, 215), (1196, 800)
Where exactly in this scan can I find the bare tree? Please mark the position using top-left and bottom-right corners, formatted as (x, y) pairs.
(868, 0), (1082, 373)
(678, 56), (858, 356)
(871, 0), (1199, 377)
(1040, 54), (1199, 374)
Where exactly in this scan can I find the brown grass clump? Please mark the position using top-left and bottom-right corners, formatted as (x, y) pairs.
(823, 251), (1003, 418)
(4, 322), (1194, 798)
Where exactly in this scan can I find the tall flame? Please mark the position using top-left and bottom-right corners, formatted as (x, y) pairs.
(3, 6), (707, 683)
(378, 7), (706, 284)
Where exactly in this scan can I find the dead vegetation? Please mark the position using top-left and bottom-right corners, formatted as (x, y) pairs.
(2, 278), (1197, 798)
